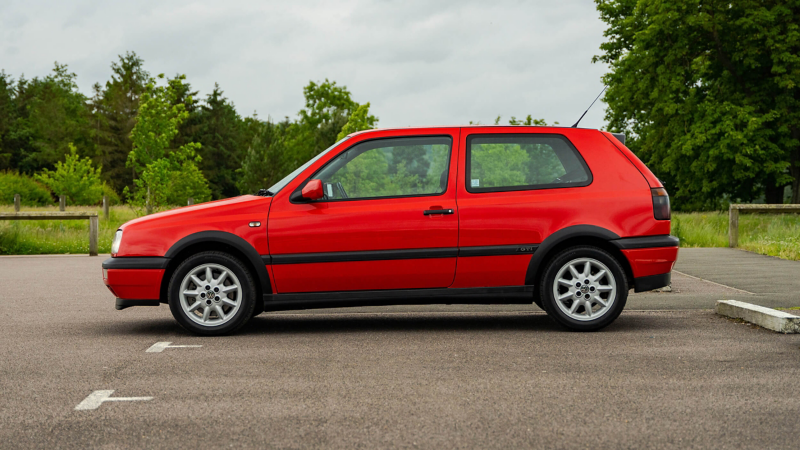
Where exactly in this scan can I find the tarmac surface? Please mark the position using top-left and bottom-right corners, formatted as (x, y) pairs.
(1, 248), (799, 448)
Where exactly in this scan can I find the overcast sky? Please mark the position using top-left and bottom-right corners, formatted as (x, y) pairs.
(1, 0), (610, 129)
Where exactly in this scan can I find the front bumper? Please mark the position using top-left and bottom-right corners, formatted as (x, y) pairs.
(102, 257), (168, 301)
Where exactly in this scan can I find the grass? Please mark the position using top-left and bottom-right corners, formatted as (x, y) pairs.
(673, 212), (800, 260)
(2, 206), (799, 260)
(0, 205), (140, 255)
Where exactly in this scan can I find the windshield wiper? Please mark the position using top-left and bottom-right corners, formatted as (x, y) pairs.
(256, 189), (274, 197)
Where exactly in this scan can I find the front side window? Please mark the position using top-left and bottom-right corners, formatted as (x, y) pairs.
(312, 136), (452, 200)
(466, 134), (591, 193)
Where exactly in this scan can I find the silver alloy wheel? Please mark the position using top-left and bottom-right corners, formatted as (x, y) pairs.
(179, 263), (242, 327)
(552, 257), (616, 321)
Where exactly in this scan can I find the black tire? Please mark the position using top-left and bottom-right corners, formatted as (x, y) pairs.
(168, 251), (257, 336)
(539, 246), (627, 331)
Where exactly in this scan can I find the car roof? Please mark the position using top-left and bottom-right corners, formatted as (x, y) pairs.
(347, 125), (598, 137)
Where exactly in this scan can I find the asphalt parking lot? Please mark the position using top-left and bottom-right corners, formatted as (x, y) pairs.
(1, 249), (799, 449)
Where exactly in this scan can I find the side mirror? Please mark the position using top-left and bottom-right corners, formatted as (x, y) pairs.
(291, 179), (324, 202)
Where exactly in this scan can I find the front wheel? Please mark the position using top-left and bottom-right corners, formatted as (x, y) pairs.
(168, 251), (257, 336)
(539, 246), (627, 331)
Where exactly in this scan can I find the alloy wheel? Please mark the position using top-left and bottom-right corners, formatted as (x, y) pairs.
(551, 257), (617, 321)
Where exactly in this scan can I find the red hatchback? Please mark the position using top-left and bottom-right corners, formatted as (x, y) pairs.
(103, 126), (678, 335)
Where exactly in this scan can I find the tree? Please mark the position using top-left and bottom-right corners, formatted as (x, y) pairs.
(594, 0), (800, 209)
(35, 143), (103, 205)
(191, 84), (246, 199)
(237, 80), (373, 194)
(126, 74), (209, 210)
(91, 52), (149, 194)
(0, 64), (94, 174)
(336, 102), (378, 140)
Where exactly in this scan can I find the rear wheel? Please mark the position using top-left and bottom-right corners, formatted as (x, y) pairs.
(168, 251), (256, 336)
(539, 246), (627, 331)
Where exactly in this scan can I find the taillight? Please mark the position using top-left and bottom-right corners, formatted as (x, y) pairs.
(652, 188), (670, 220)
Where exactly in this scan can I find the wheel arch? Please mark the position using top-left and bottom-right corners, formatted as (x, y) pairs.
(525, 225), (634, 290)
(159, 231), (272, 305)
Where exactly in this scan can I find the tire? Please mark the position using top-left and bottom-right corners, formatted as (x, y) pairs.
(168, 251), (257, 336)
(539, 246), (627, 331)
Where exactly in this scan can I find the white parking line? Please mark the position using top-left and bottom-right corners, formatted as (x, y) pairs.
(75, 390), (153, 410)
(673, 270), (756, 295)
(146, 341), (203, 353)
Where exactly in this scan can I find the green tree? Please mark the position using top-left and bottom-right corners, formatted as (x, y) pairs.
(35, 143), (103, 205)
(191, 84), (246, 199)
(337, 102), (378, 140)
(594, 0), (800, 209)
(91, 52), (150, 194)
(237, 80), (373, 194)
(1, 64), (94, 174)
(126, 74), (209, 210)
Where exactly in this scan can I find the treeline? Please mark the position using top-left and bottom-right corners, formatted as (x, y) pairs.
(0, 51), (376, 206)
(595, 0), (799, 210)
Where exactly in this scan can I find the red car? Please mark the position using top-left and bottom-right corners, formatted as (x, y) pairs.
(103, 126), (678, 335)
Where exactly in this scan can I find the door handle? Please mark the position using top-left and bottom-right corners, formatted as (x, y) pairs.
(424, 209), (454, 215)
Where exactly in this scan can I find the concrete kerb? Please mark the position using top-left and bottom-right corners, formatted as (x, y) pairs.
(716, 300), (800, 334)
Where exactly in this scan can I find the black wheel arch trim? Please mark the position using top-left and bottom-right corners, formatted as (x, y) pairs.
(524, 225), (621, 285)
(164, 231), (272, 295)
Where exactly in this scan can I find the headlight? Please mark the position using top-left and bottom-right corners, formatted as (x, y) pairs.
(111, 229), (123, 254)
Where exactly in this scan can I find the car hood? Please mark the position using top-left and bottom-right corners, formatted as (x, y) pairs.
(116, 195), (272, 257)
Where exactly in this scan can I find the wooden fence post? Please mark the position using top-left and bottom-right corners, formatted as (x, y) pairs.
(89, 215), (99, 256)
(729, 205), (739, 248)
(146, 187), (153, 215)
(187, 197), (194, 206)
(59, 196), (66, 211)
(102, 196), (109, 219)
(14, 194), (20, 212)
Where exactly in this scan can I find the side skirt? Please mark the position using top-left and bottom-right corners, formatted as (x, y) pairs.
(263, 286), (535, 312)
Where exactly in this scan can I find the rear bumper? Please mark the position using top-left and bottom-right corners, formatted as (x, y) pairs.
(102, 258), (167, 301)
(612, 235), (679, 293)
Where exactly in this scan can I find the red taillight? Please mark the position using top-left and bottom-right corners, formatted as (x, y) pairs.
(652, 188), (670, 220)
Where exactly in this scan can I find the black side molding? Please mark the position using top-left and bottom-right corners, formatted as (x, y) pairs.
(633, 272), (671, 293)
(458, 244), (538, 257)
(103, 257), (170, 270)
(270, 248), (459, 265)
(263, 286), (535, 311)
(115, 298), (161, 310)
(611, 235), (679, 250)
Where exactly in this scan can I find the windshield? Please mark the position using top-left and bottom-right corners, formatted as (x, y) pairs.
(266, 136), (350, 194)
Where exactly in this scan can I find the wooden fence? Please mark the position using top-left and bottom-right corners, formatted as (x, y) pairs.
(729, 204), (800, 248)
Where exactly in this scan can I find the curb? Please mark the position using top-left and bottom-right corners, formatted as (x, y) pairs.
(716, 300), (800, 334)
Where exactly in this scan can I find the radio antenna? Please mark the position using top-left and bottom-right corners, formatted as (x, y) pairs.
(571, 86), (607, 128)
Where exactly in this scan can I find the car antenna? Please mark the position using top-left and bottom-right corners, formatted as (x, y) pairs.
(571, 85), (607, 128)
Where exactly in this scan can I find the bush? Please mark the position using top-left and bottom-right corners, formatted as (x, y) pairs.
(0, 171), (53, 206)
(35, 144), (104, 205)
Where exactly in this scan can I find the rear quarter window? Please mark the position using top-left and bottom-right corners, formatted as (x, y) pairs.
(466, 134), (592, 193)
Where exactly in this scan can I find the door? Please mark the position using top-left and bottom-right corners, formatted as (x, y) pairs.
(267, 130), (460, 293)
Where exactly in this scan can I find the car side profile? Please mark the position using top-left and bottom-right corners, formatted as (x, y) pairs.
(102, 126), (678, 335)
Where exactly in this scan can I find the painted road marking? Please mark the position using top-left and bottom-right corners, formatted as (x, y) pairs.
(75, 390), (153, 410)
(146, 341), (203, 353)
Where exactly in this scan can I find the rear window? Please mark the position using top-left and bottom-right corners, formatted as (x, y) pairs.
(466, 134), (591, 193)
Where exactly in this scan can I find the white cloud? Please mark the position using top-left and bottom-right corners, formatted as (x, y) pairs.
(1, 0), (609, 128)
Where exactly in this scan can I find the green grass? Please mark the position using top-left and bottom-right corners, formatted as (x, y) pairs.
(0, 205), (140, 255)
(2, 206), (799, 260)
(673, 212), (800, 260)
